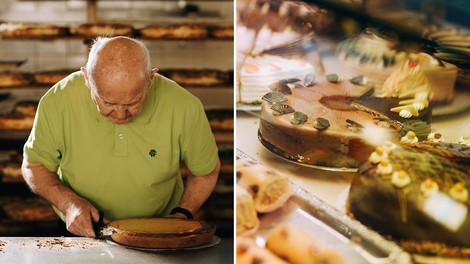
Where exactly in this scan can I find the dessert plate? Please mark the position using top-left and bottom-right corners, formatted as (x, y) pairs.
(106, 236), (221, 252)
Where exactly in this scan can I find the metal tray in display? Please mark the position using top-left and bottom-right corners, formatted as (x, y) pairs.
(236, 148), (411, 264)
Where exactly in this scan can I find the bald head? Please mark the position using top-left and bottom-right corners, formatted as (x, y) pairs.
(86, 37), (151, 89)
(83, 37), (157, 124)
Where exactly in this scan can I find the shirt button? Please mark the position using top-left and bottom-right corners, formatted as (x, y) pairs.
(118, 133), (124, 139)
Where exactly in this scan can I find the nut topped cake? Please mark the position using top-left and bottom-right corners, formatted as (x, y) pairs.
(258, 70), (432, 169)
(348, 138), (470, 260)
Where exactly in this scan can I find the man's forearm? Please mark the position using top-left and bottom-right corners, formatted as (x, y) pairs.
(22, 161), (79, 214)
(177, 159), (220, 216)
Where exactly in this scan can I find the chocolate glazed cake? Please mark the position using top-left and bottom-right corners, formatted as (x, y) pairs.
(348, 141), (470, 258)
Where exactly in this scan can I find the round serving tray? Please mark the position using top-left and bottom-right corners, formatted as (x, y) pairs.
(106, 236), (221, 252)
(258, 131), (359, 173)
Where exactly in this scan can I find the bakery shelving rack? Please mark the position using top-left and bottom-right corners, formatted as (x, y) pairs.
(0, 0), (234, 238)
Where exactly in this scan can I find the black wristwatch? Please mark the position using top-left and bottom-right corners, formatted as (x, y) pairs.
(170, 207), (193, 219)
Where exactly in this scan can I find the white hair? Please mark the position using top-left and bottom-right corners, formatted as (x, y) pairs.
(85, 37), (152, 87)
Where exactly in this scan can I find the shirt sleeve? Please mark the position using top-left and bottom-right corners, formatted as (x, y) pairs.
(23, 92), (62, 173)
(180, 98), (219, 176)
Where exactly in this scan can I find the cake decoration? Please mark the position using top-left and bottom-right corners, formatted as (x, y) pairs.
(376, 159), (393, 175)
(427, 132), (444, 143)
(262, 91), (288, 104)
(459, 135), (470, 147)
(325, 73), (339, 83)
(449, 183), (469, 203)
(346, 119), (363, 132)
(382, 141), (397, 153)
(420, 178), (439, 197)
(313, 117), (330, 131)
(384, 58), (431, 119)
(268, 81), (292, 95)
(400, 131), (418, 144)
(350, 75), (367, 86)
(290, 111), (308, 125)
(401, 120), (431, 141)
(271, 104), (295, 116)
(304, 74), (315, 86)
(368, 147), (388, 164)
(391, 170), (411, 188)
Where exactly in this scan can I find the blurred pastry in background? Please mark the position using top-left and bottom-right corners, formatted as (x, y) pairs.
(139, 24), (207, 40)
(0, 71), (31, 88)
(0, 100), (38, 131)
(72, 23), (134, 38)
(0, 22), (68, 38)
(337, 29), (458, 104)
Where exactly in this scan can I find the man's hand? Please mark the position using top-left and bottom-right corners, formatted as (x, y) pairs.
(64, 197), (101, 237)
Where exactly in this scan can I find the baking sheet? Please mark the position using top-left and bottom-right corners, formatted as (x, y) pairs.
(236, 148), (411, 264)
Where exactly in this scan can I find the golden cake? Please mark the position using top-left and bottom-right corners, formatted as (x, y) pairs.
(139, 24), (208, 39)
(3, 197), (58, 221)
(110, 218), (215, 249)
(0, 101), (38, 131)
(0, 22), (68, 38)
(73, 23), (134, 37)
(33, 69), (75, 85)
(208, 25), (234, 39)
(160, 69), (230, 87)
(0, 71), (31, 88)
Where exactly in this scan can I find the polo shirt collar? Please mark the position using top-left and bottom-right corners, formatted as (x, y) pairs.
(91, 78), (157, 124)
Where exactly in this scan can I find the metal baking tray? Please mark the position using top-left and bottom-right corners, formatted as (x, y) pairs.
(236, 148), (411, 264)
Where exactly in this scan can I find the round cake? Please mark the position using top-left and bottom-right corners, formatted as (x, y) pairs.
(72, 23), (134, 38)
(139, 24), (208, 39)
(337, 30), (458, 104)
(259, 73), (430, 169)
(238, 55), (314, 104)
(0, 100), (38, 131)
(348, 139), (470, 260)
(110, 218), (215, 249)
(0, 71), (31, 88)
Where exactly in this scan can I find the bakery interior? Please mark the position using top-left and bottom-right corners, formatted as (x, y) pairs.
(0, 0), (234, 263)
(236, 0), (470, 263)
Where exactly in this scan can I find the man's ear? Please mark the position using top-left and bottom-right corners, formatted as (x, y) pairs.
(81, 67), (91, 88)
(151, 68), (159, 77)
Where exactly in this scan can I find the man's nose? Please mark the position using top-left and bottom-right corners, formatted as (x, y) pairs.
(113, 105), (128, 118)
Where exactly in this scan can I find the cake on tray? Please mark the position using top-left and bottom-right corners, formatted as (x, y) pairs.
(109, 218), (215, 249)
(238, 55), (314, 104)
(348, 138), (470, 261)
(337, 30), (458, 104)
(258, 65), (432, 169)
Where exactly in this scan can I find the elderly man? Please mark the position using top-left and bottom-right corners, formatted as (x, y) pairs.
(22, 36), (220, 237)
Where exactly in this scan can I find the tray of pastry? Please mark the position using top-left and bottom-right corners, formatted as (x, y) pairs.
(236, 148), (411, 264)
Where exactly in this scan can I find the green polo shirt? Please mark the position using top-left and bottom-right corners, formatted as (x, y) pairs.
(23, 71), (218, 221)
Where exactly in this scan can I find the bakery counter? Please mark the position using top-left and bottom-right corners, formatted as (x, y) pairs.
(0, 236), (233, 264)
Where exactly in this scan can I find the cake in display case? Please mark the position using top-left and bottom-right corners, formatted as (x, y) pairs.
(236, 0), (470, 262)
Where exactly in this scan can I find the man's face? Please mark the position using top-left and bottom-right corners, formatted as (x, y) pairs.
(85, 68), (157, 124)
(90, 82), (150, 124)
